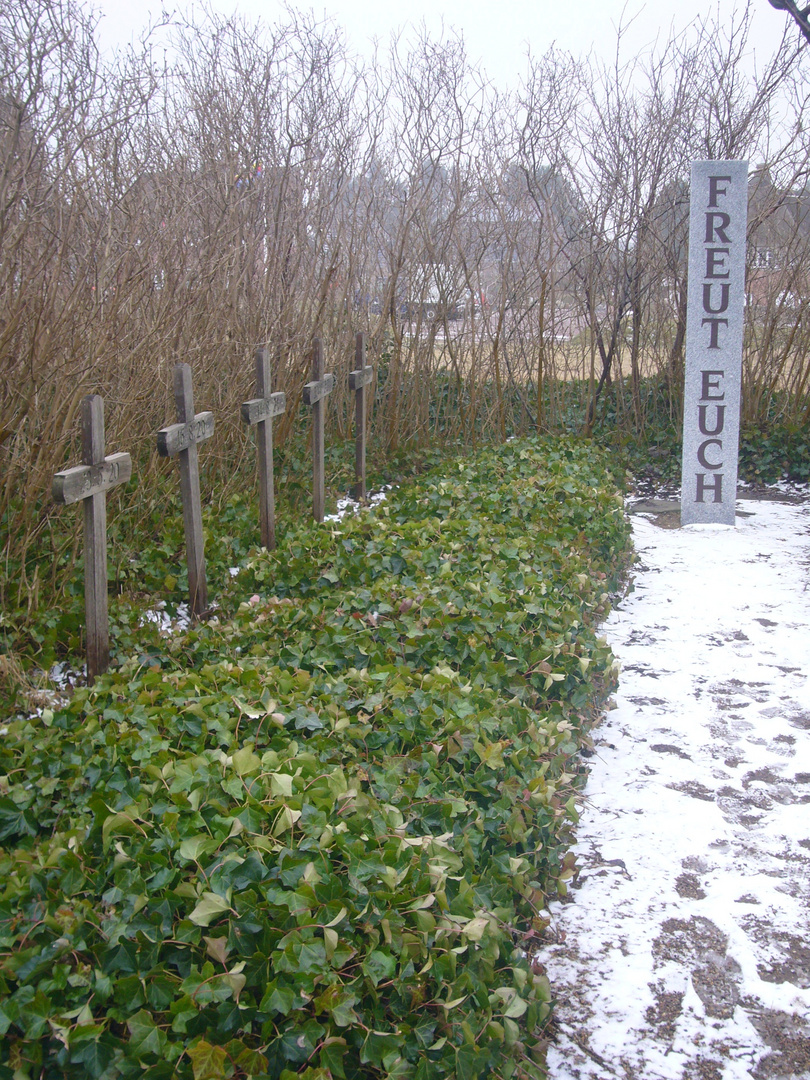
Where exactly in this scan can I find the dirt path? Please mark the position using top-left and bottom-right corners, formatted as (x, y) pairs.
(540, 493), (810, 1080)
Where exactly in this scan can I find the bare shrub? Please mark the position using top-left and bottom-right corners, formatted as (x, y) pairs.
(1, 0), (809, 615)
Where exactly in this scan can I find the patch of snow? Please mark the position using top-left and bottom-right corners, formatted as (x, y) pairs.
(141, 600), (172, 632)
(141, 600), (191, 634)
(323, 486), (392, 523)
(49, 661), (83, 689)
(740, 478), (810, 500)
(542, 493), (810, 1079)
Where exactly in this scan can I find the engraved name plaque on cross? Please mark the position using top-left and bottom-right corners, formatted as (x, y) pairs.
(52, 394), (132, 679)
(157, 363), (215, 618)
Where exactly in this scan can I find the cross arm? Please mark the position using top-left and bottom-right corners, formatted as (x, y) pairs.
(302, 374), (336, 407)
(157, 412), (215, 457)
(53, 452), (132, 505)
(241, 393), (287, 425)
(349, 366), (374, 391)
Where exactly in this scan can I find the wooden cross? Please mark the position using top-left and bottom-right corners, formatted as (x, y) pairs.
(156, 363), (215, 619)
(52, 394), (132, 680)
(302, 337), (335, 522)
(348, 332), (374, 501)
(241, 347), (286, 549)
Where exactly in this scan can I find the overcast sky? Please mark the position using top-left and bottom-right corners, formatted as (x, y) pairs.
(90, 1), (793, 90)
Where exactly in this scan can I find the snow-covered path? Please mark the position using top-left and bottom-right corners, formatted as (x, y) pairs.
(542, 493), (810, 1080)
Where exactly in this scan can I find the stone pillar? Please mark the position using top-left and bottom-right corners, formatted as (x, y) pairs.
(681, 160), (748, 527)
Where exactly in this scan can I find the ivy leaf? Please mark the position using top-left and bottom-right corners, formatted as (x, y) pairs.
(473, 740), (506, 769)
(406, 893), (436, 911)
(223, 964), (247, 1002)
(461, 917), (489, 942)
(232, 746), (262, 776)
(203, 936), (230, 965)
(189, 892), (232, 927)
(323, 906), (348, 928)
(179, 835), (218, 862)
(362, 949), (396, 986)
(330, 995), (359, 1028)
(0, 798), (38, 841)
(489, 985), (528, 1018)
(324, 927), (339, 962)
(271, 805), (302, 835)
(126, 1009), (166, 1056)
(101, 810), (144, 853)
(261, 983), (294, 1016)
(70, 1035), (117, 1078)
(503, 995), (528, 1019)
(231, 696), (263, 719)
(269, 773), (294, 797)
(187, 1040), (228, 1080)
(318, 1039), (347, 1077)
(235, 1045), (271, 1073)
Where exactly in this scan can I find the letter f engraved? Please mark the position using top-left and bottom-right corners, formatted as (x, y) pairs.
(708, 175), (731, 207)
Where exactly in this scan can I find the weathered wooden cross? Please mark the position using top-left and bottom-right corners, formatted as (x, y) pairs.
(302, 337), (335, 522)
(241, 347), (286, 549)
(348, 331), (374, 501)
(156, 363), (215, 618)
(52, 394), (132, 680)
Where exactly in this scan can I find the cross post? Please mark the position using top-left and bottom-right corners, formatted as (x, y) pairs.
(302, 337), (335, 522)
(241, 347), (286, 549)
(52, 394), (132, 679)
(156, 363), (214, 618)
(348, 331), (374, 501)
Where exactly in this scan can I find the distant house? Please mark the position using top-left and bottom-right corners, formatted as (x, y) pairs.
(746, 165), (810, 308)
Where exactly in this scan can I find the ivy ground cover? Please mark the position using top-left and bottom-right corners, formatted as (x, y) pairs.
(0, 437), (632, 1080)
